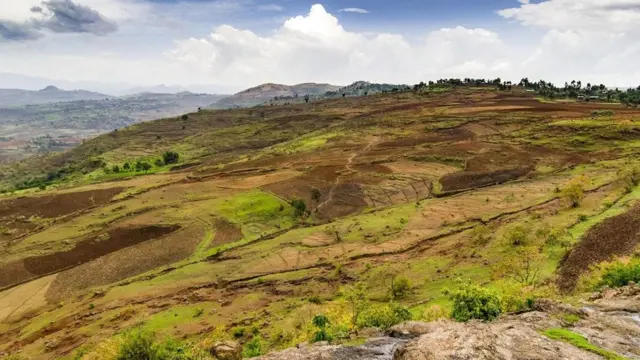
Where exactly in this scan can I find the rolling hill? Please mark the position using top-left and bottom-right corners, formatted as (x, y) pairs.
(0, 84), (639, 359)
(211, 82), (340, 108)
(0, 86), (112, 108)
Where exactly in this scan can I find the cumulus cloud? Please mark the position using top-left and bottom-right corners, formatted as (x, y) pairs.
(498, 0), (640, 33)
(339, 8), (369, 14)
(169, 5), (509, 86)
(0, 0), (117, 41)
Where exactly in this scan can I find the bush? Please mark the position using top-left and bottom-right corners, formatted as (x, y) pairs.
(358, 303), (412, 329)
(598, 260), (640, 288)
(290, 198), (307, 217)
(503, 224), (529, 246)
(445, 282), (502, 322)
(471, 224), (491, 245)
(242, 337), (263, 358)
(620, 166), (640, 193)
(311, 314), (332, 343)
(116, 330), (158, 360)
(561, 183), (584, 207)
(392, 276), (411, 299)
(163, 151), (180, 165)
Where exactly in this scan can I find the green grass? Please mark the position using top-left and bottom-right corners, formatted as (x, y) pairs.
(542, 328), (628, 360)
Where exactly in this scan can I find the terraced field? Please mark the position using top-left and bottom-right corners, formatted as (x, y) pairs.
(1, 87), (640, 359)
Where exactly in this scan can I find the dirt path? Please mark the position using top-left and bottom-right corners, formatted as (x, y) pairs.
(316, 138), (377, 212)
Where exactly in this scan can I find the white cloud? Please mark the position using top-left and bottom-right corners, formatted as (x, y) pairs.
(3, 1), (640, 89)
(169, 5), (510, 86)
(498, 0), (640, 33)
(339, 8), (369, 14)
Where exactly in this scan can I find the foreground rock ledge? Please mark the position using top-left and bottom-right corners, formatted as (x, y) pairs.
(256, 285), (640, 360)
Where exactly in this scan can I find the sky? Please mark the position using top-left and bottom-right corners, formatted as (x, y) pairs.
(1, 0), (640, 94)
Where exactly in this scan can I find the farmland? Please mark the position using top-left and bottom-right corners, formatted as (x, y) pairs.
(1, 85), (640, 359)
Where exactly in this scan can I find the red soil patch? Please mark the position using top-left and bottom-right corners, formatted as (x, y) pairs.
(0, 187), (123, 219)
(465, 146), (534, 172)
(558, 204), (640, 292)
(0, 225), (179, 289)
(212, 218), (243, 247)
(439, 167), (533, 192)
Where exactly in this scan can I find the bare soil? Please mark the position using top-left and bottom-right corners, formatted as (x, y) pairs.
(0, 187), (124, 219)
(439, 167), (533, 192)
(558, 204), (640, 292)
(212, 218), (244, 247)
(0, 225), (179, 289)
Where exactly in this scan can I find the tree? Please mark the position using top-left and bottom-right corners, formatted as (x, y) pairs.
(123, 162), (131, 171)
(344, 283), (367, 331)
(141, 162), (152, 173)
(304, 94), (310, 103)
(291, 198), (307, 217)
(162, 151), (180, 165)
(112, 165), (121, 173)
(181, 114), (189, 121)
(495, 248), (542, 286)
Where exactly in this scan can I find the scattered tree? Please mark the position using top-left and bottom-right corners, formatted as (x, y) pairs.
(495, 249), (542, 286)
(291, 198), (307, 217)
(162, 151), (180, 165)
(181, 114), (189, 121)
(304, 94), (310, 103)
(344, 283), (367, 331)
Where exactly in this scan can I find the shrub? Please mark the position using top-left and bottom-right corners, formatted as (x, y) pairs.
(445, 282), (502, 322)
(232, 327), (245, 338)
(181, 114), (189, 121)
(619, 166), (640, 193)
(291, 198), (307, 218)
(163, 151), (180, 165)
(116, 330), (158, 360)
(503, 224), (529, 246)
(392, 276), (411, 299)
(242, 337), (263, 358)
(154, 159), (165, 167)
(561, 183), (584, 207)
(311, 314), (332, 343)
(597, 260), (640, 288)
(358, 303), (412, 329)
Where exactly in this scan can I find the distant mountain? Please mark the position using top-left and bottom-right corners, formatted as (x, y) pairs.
(0, 86), (111, 107)
(211, 82), (341, 108)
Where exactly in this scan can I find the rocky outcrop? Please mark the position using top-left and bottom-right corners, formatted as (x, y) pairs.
(209, 340), (242, 360)
(257, 285), (640, 360)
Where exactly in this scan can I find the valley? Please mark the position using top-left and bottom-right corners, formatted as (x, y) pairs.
(0, 85), (639, 359)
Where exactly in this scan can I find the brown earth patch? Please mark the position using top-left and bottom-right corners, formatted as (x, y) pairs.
(45, 224), (202, 301)
(558, 204), (640, 292)
(212, 218), (243, 247)
(0, 225), (179, 289)
(0, 187), (124, 219)
(378, 128), (474, 148)
(439, 167), (533, 192)
(465, 146), (535, 172)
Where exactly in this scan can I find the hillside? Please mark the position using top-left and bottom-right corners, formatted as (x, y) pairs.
(0, 85), (640, 359)
(0, 92), (226, 163)
(0, 86), (112, 108)
(211, 82), (340, 108)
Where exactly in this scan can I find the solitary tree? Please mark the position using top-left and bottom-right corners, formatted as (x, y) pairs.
(304, 94), (310, 103)
(162, 151), (180, 165)
(181, 114), (189, 121)
(344, 283), (367, 332)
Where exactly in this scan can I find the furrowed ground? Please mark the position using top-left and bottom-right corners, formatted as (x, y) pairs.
(1, 87), (640, 359)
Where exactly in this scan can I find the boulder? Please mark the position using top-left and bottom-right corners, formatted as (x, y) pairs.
(209, 340), (242, 360)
